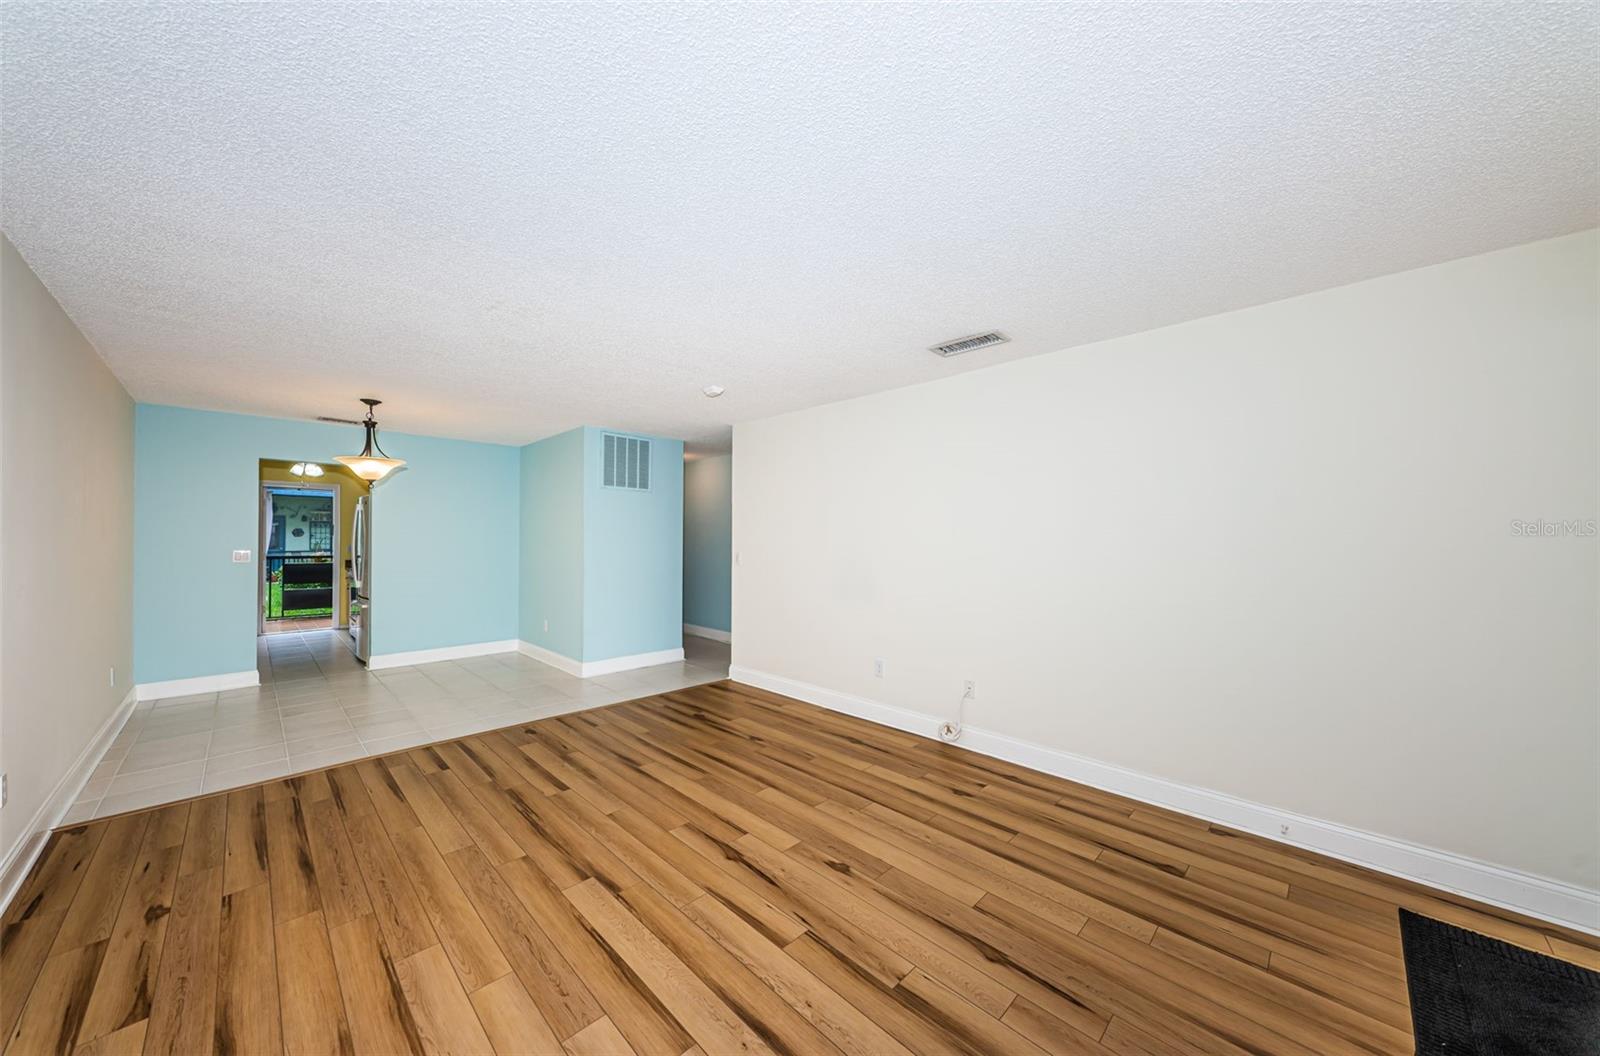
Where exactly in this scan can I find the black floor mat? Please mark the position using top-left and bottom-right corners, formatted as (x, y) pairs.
(1400, 908), (1600, 1055)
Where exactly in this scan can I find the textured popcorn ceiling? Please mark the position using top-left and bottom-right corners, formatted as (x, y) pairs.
(2, 3), (1595, 451)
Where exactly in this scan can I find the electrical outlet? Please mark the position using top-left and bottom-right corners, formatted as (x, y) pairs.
(109, 666), (116, 688)
(544, 619), (549, 632)
(232, 549), (251, 563)
(2, 773), (7, 809)
(874, 658), (885, 678)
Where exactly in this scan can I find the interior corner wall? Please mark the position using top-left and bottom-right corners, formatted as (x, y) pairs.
(134, 405), (520, 682)
(518, 427), (585, 658)
(683, 453), (733, 634)
(732, 229), (1600, 895)
(1, 233), (135, 874)
(582, 428), (684, 662)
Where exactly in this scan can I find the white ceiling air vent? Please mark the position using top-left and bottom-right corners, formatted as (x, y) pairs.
(602, 433), (652, 491)
(929, 331), (1010, 357)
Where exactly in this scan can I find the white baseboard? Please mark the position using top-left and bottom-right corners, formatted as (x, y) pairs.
(584, 648), (685, 677)
(0, 688), (137, 915)
(136, 669), (259, 701)
(368, 639), (519, 670)
(728, 665), (1600, 937)
(517, 641), (685, 678)
(683, 623), (732, 644)
(516, 640), (586, 677)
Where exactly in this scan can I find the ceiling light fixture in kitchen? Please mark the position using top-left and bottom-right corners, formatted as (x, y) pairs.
(334, 398), (407, 482)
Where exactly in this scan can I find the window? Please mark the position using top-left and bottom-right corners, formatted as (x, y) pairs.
(270, 515), (286, 551)
(309, 512), (333, 551)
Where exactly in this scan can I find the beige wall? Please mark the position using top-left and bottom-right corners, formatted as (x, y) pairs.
(733, 231), (1598, 895)
(1, 234), (134, 875)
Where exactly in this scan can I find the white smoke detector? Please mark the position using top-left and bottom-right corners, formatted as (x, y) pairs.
(702, 384), (725, 398)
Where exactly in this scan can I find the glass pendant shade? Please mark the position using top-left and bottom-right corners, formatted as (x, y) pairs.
(334, 399), (406, 482)
(335, 454), (405, 482)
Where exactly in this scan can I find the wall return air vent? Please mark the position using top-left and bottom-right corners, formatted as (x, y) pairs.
(929, 330), (1010, 357)
(602, 433), (652, 491)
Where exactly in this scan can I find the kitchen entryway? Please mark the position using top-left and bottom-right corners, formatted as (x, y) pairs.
(257, 459), (370, 641)
(260, 484), (337, 634)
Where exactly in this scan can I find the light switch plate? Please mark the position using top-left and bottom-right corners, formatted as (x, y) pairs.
(232, 549), (251, 563)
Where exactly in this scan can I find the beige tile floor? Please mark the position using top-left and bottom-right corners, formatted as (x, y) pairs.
(67, 629), (731, 821)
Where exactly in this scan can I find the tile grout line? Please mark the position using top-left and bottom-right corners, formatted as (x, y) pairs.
(78, 627), (729, 818)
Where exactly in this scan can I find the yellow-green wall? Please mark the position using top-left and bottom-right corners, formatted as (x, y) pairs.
(259, 460), (369, 625)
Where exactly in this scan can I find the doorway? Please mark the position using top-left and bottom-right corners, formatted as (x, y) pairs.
(258, 483), (340, 635)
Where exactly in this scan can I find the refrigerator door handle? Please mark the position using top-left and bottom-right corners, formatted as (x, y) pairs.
(352, 500), (366, 591)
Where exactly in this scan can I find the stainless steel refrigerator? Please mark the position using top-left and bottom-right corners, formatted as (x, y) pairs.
(349, 495), (372, 662)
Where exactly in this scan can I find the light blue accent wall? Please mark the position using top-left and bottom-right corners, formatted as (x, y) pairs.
(133, 404), (519, 682)
(136, 407), (680, 681)
(682, 454), (732, 634)
(368, 430), (519, 655)
(581, 428), (684, 662)
(518, 428), (585, 658)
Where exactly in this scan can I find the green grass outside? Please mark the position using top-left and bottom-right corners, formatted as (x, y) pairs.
(266, 579), (335, 619)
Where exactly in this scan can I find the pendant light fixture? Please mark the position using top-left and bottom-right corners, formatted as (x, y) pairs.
(334, 398), (406, 482)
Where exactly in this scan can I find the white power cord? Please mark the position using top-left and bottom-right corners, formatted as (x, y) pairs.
(939, 682), (974, 743)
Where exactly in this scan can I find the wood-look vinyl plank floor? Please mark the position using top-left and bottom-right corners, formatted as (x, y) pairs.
(2, 679), (1595, 1055)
